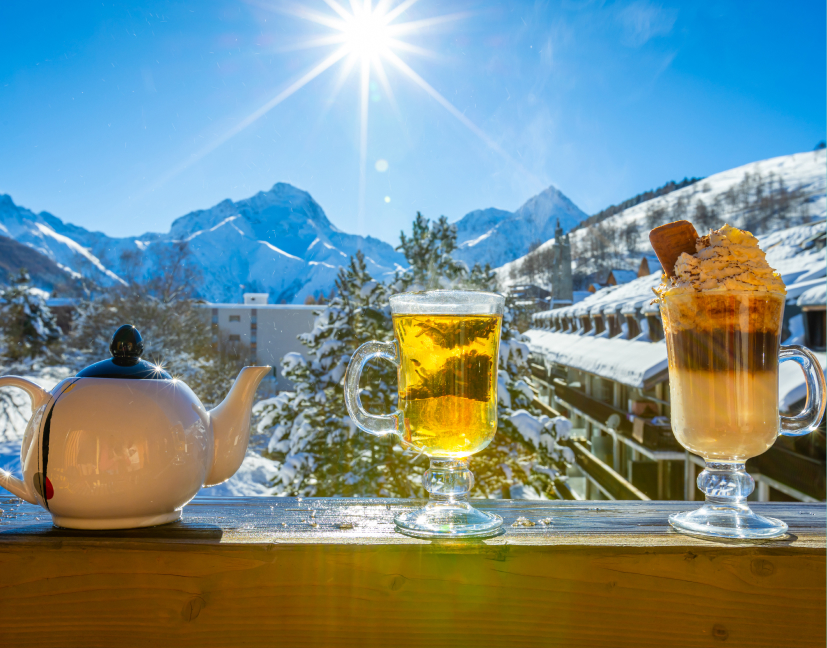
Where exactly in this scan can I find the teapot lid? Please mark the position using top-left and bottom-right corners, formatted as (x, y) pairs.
(76, 325), (173, 380)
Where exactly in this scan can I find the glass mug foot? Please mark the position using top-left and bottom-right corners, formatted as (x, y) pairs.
(670, 462), (788, 540)
(669, 507), (787, 540)
(395, 503), (503, 539)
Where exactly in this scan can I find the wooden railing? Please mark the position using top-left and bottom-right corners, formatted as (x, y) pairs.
(533, 397), (648, 500)
(0, 495), (824, 647)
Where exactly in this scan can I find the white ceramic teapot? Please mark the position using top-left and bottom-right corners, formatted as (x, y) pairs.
(0, 325), (271, 529)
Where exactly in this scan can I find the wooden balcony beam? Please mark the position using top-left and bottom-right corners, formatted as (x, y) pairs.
(0, 496), (824, 648)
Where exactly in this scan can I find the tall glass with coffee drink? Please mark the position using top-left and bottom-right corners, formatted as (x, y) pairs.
(657, 224), (825, 539)
(345, 290), (504, 538)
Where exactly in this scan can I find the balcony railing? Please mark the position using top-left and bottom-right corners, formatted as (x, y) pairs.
(0, 495), (824, 647)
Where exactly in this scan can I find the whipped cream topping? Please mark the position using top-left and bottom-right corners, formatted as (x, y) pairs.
(659, 224), (785, 296)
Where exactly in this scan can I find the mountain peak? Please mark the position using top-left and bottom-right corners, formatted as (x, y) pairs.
(452, 184), (588, 268)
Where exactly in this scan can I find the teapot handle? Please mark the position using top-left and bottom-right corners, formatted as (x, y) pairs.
(0, 376), (51, 504)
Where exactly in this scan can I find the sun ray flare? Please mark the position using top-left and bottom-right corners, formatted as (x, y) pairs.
(358, 57), (371, 231)
(383, 49), (540, 183)
(382, 0), (420, 24)
(155, 1), (536, 205)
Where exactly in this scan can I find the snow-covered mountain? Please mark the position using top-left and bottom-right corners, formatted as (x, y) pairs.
(453, 185), (588, 269)
(0, 194), (125, 287)
(0, 185), (405, 304)
(0, 179), (589, 301)
(498, 149), (827, 288)
(155, 183), (405, 303)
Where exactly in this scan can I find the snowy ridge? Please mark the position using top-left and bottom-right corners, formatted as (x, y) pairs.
(0, 195), (124, 288)
(498, 149), (827, 288)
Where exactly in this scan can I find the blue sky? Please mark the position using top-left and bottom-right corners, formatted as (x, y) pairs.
(1, 1), (824, 244)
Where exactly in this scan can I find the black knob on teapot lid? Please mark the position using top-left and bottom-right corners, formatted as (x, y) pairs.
(110, 325), (144, 360)
(76, 325), (171, 380)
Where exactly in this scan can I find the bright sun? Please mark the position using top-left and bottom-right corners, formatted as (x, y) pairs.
(160, 2), (527, 225)
(342, 7), (391, 59)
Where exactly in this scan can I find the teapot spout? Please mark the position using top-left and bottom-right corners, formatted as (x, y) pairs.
(204, 366), (271, 487)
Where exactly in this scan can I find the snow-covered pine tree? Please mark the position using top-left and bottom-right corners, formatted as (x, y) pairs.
(260, 251), (424, 497)
(0, 270), (61, 361)
(394, 212), (466, 290)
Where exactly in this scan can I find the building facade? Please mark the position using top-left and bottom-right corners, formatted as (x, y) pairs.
(204, 293), (318, 392)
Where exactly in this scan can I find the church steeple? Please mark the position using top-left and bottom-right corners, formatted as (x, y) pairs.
(550, 218), (572, 304)
(554, 218), (563, 241)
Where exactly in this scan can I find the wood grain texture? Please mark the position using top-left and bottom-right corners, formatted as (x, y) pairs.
(0, 496), (824, 648)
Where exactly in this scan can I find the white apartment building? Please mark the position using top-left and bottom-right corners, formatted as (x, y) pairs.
(202, 293), (318, 392)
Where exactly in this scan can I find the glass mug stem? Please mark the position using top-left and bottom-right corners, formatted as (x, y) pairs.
(423, 458), (474, 502)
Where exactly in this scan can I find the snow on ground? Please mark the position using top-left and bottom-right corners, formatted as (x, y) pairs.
(197, 449), (280, 497)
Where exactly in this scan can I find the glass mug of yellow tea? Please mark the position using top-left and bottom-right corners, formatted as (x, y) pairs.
(662, 290), (825, 539)
(344, 290), (504, 538)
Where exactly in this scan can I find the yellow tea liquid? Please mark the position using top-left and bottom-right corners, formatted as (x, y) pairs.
(393, 314), (501, 457)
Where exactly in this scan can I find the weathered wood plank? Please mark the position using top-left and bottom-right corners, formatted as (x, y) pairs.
(0, 496), (824, 648)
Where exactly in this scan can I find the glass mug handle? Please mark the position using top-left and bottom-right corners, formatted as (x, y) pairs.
(344, 340), (402, 437)
(779, 344), (827, 436)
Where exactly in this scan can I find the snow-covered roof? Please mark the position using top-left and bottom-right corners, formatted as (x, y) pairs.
(533, 272), (661, 322)
(532, 221), (825, 328)
(785, 278), (826, 302)
(763, 221), (826, 286)
(525, 329), (668, 389)
(610, 269), (638, 285)
(529, 320), (822, 402)
(798, 283), (826, 308)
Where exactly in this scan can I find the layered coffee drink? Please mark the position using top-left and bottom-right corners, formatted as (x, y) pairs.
(657, 225), (787, 462)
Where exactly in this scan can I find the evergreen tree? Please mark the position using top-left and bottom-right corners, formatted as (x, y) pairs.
(260, 251), (423, 497)
(396, 213), (467, 290)
(0, 270), (61, 361)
